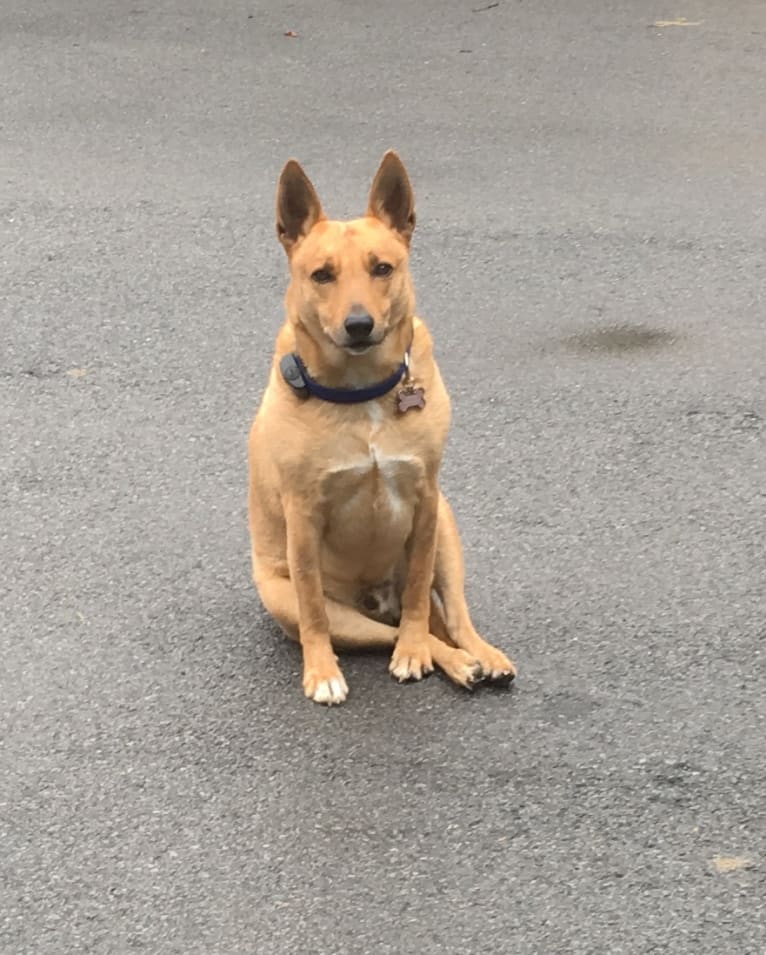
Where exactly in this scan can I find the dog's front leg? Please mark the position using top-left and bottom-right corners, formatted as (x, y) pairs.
(284, 496), (348, 705)
(389, 480), (439, 682)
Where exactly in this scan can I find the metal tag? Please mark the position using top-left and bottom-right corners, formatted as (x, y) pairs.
(397, 385), (426, 413)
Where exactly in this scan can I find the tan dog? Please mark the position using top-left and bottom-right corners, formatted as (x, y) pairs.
(248, 151), (516, 705)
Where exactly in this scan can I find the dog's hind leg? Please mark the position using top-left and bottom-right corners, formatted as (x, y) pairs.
(255, 570), (482, 692)
(433, 494), (517, 683)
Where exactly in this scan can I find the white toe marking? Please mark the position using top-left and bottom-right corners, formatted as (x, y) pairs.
(390, 659), (408, 680)
(488, 668), (513, 682)
(329, 677), (347, 702)
(390, 656), (429, 681)
(312, 676), (348, 705)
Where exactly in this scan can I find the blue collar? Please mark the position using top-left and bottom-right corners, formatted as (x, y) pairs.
(281, 349), (410, 404)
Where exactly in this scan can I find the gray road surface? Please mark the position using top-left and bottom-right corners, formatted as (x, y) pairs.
(2, 1), (765, 952)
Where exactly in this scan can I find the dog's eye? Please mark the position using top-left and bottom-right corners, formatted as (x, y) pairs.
(372, 262), (394, 278)
(311, 268), (334, 284)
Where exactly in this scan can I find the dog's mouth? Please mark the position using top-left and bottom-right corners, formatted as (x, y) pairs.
(345, 341), (376, 355)
(333, 328), (389, 356)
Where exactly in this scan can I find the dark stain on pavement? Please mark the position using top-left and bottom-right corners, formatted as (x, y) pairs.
(538, 690), (600, 724)
(565, 324), (678, 355)
(684, 408), (763, 437)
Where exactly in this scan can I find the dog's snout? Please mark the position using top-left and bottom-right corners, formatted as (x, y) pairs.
(344, 313), (374, 342)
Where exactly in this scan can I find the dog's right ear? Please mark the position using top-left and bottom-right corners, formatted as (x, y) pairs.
(276, 160), (325, 254)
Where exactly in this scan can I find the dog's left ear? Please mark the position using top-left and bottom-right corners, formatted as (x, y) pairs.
(367, 151), (416, 246)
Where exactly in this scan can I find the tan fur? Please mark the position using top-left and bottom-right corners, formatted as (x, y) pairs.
(248, 151), (516, 705)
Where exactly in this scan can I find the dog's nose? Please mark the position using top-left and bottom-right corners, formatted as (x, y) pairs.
(344, 313), (374, 342)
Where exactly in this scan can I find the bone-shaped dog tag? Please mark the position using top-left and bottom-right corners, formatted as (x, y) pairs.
(397, 385), (426, 413)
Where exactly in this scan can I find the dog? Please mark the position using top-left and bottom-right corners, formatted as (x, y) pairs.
(248, 151), (516, 705)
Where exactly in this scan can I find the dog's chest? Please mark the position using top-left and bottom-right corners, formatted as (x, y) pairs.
(320, 407), (424, 524)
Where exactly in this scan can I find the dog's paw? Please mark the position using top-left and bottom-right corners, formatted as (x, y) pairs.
(474, 645), (517, 685)
(438, 647), (484, 690)
(389, 639), (434, 682)
(303, 665), (349, 706)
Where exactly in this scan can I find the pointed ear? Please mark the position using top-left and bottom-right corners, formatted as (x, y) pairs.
(367, 151), (416, 245)
(275, 160), (325, 254)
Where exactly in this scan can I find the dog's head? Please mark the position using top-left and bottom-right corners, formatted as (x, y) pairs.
(276, 151), (416, 358)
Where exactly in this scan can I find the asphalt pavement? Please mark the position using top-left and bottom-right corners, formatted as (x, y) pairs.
(2, 1), (765, 952)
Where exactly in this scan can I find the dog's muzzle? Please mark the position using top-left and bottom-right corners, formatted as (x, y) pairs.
(344, 312), (375, 343)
